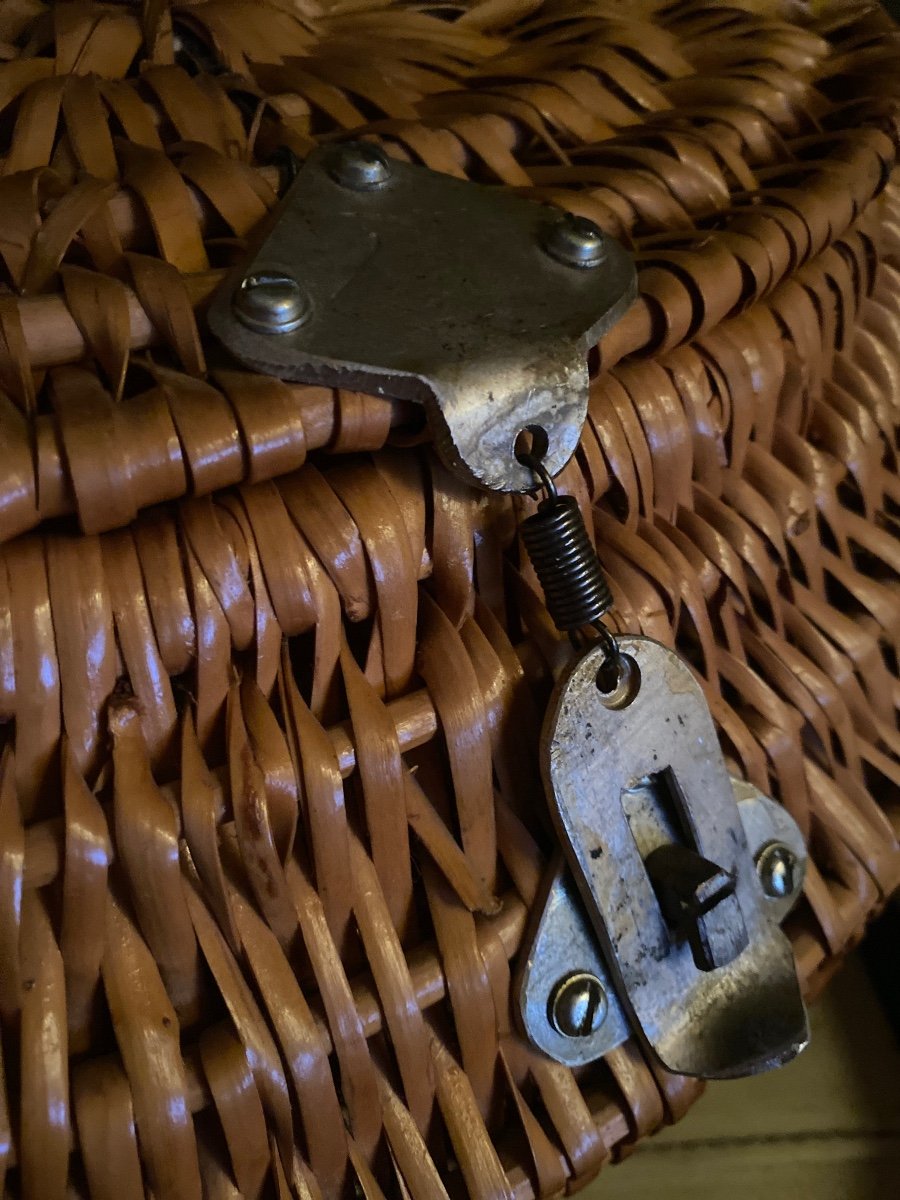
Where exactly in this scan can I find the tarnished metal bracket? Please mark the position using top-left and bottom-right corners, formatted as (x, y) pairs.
(518, 775), (807, 1069)
(207, 142), (637, 493)
(518, 636), (809, 1079)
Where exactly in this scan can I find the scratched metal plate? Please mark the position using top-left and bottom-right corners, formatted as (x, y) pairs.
(540, 637), (808, 1078)
(208, 144), (636, 493)
(518, 777), (807, 1070)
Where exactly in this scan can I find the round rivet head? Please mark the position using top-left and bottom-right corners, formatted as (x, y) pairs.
(549, 971), (608, 1038)
(756, 842), (798, 900)
(329, 141), (392, 190)
(542, 213), (607, 268)
(233, 272), (309, 334)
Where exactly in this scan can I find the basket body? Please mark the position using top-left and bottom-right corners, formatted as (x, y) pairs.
(0, 2), (899, 1198)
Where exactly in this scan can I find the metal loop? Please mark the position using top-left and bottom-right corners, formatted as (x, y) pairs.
(592, 621), (624, 688)
(517, 451), (558, 501)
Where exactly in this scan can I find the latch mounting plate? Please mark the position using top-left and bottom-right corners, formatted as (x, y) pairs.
(208, 143), (637, 493)
(519, 636), (809, 1078)
(518, 773), (807, 1069)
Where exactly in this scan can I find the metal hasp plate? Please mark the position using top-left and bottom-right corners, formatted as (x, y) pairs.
(207, 143), (637, 493)
(528, 636), (808, 1078)
(518, 775), (807, 1069)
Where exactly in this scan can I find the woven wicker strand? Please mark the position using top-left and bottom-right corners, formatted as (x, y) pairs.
(0, 1), (899, 1198)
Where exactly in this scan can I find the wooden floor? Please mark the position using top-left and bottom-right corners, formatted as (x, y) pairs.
(587, 957), (900, 1199)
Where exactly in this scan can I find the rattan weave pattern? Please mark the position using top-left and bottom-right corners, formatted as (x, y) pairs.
(0, 1), (899, 1198)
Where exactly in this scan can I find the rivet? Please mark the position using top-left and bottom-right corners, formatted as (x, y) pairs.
(541, 213), (607, 268)
(549, 971), (608, 1038)
(233, 272), (309, 334)
(329, 141), (392, 190)
(756, 842), (798, 900)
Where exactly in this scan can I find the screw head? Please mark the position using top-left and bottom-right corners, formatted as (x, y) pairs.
(329, 142), (392, 190)
(756, 842), (798, 900)
(542, 213), (607, 268)
(549, 971), (608, 1038)
(234, 272), (309, 334)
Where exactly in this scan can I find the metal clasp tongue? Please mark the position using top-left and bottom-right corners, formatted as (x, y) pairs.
(207, 142), (636, 494)
(518, 636), (809, 1079)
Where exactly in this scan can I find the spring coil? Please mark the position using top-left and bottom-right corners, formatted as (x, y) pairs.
(521, 493), (613, 632)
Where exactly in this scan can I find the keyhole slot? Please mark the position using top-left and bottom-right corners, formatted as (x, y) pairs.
(621, 767), (697, 861)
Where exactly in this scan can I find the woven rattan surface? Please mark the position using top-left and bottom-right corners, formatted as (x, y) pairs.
(1, 1), (900, 1198)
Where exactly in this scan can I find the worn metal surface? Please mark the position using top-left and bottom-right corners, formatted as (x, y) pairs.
(207, 143), (637, 493)
(518, 772), (807, 1069)
(518, 851), (632, 1065)
(528, 636), (808, 1078)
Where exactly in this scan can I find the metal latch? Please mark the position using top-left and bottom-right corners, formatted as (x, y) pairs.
(517, 636), (809, 1078)
(208, 142), (636, 493)
(207, 144), (808, 1080)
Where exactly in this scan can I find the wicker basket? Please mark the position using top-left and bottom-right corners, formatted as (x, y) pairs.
(1, 1), (899, 1197)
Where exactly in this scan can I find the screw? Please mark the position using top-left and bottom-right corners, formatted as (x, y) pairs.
(234, 272), (309, 334)
(549, 971), (608, 1038)
(756, 842), (798, 900)
(329, 142), (392, 190)
(542, 213), (606, 268)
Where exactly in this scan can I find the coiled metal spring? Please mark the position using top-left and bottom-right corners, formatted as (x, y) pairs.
(515, 447), (620, 673)
(521, 493), (613, 632)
